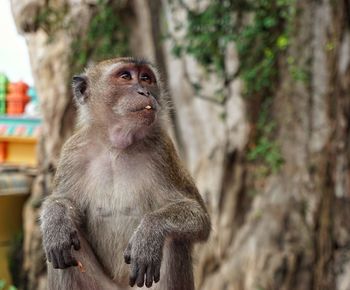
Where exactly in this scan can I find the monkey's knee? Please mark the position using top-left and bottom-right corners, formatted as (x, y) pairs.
(48, 263), (108, 290)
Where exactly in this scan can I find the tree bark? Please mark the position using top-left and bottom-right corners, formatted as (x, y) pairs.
(11, 0), (350, 289)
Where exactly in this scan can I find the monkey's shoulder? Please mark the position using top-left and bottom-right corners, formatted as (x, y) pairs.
(54, 131), (94, 184)
(59, 131), (96, 162)
(152, 133), (201, 199)
(62, 130), (91, 151)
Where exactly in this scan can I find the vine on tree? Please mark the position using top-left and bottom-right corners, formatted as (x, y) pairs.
(71, 0), (130, 74)
(171, 0), (297, 175)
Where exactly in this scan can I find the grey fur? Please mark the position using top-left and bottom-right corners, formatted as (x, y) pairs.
(40, 58), (211, 290)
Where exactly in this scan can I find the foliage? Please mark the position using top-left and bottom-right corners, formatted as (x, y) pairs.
(8, 232), (23, 288)
(178, 1), (237, 76)
(236, 0), (295, 173)
(35, 0), (128, 73)
(0, 280), (17, 290)
(35, 4), (69, 38)
(287, 56), (310, 82)
(0, 233), (23, 290)
(35, 1), (129, 73)
(171, 0), (297, 173)
(236, 0), (295, 95)
(247, 99), (283, 173)
(71, 0), (129, 74)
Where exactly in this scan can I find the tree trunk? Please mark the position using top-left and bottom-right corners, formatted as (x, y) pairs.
(11, 0), (350, 289)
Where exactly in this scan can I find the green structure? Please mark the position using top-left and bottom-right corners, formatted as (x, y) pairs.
(0, 73), (8, 114)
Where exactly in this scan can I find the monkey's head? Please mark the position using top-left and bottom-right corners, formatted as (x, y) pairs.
(72, 57), (166, 149)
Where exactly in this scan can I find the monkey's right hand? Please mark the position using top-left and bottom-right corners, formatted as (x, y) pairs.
(43, 226), (81, 269)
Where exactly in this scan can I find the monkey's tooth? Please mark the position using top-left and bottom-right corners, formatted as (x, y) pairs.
(145, 105), (152, 110)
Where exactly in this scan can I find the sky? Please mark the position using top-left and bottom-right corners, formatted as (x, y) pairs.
(0, 0), (34, 86)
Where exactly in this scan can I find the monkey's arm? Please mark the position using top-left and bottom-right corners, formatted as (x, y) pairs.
(124, 195), (210, 287)
(145, 197), (211, 241)
(145, 134), (211, 242)
(124, 134), (211, 287)
(41, 195), (83, 269)
(40, 134), (88, 269)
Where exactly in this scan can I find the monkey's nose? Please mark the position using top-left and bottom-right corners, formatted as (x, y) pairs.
(137, 89), (150, 97)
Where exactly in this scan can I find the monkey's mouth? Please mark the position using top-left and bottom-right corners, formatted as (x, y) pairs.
(128, 103), (157, 126)
(129, 105), (155, 113)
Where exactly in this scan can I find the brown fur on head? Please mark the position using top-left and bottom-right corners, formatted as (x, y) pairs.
(72, 57), (167, 149)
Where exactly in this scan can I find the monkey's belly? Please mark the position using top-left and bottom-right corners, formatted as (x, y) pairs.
(86, 210), (142, 286)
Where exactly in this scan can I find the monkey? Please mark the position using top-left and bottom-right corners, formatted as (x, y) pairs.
(40, 57), (211, 290)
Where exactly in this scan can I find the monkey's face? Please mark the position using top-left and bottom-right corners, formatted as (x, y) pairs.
(73, 58), (163, 149)
(101, 62), (160, 125)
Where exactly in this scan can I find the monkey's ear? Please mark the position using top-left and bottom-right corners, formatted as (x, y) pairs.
(72, 75), (88, 104)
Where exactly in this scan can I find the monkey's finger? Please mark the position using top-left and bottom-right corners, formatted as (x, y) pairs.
(123, 251), (131, 264)
(154, 263), (161, 283)
(71, 231), (81, 251)
(63, 249), (78, 267)
(145, 265), (153, 288)
(57, 250), (68, 269)
(46, 251), (52, 263)
(129, 263), (138, 287)
(136, 264), (146, 287)
(51, 251), (60, 269)
(123, 243), (132, 264)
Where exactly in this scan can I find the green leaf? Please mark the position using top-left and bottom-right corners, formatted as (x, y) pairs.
(277, 35), (289, 49)
(0, 280), (6, 290)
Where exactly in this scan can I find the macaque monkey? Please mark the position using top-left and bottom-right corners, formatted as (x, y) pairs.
(40, 57), (211, 290)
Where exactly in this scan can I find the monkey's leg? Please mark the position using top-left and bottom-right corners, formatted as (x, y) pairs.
(152, 240), (193, 290)
(125, 198), (210, 290)
(47, 231), (120, 290)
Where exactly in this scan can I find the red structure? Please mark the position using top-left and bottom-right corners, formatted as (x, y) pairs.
(6, 81), (30, 115)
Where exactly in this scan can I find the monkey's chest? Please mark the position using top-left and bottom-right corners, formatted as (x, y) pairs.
(86, 205), (141, 284)
(84, 155), (158, 283)
(87, 157), (156, 216)
(87, 175), (152, 231)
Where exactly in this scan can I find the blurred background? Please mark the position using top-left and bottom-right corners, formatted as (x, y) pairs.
(0, 0), (349, 289)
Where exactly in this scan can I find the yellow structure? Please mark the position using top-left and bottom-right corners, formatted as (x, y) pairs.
(0, 136), (37, 166)
(0, 117), (39, 286)
(0, 193), (28, 285)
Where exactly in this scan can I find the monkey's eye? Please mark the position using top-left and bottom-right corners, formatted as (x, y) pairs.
(140, 74), (151, 83)
(120, 71), (132, 80)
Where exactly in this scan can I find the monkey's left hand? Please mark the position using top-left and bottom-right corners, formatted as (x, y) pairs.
(123, 218), (164, 288)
